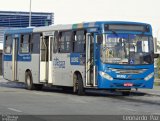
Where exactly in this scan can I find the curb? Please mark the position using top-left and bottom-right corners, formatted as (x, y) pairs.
(137, 85), (160, 97)
(145, 92), (160, 97)
(143, 90), (160, 97)
(132, 90), (160, 97)
(154, 81), (160, 86)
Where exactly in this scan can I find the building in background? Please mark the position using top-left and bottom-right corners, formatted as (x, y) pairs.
(153, 37), (160, 79)
(154, 37), (157, 52)
(0, 11), (54, 75)
(0, 11), (54, 43)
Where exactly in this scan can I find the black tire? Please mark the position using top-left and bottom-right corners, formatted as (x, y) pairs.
(25, 71), (34, 90)
(62, 86), (72, 91)
(74, 74), (85, 96)
(34, 84), (43, 90)
(122, 91), (130, 96)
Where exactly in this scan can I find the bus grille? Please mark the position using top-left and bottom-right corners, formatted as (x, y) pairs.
(109, 68), (147, 74)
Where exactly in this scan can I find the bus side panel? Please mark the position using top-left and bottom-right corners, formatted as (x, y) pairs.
(3, 55), (12, 81)
(52, 53), (85, 87)
(18, 33), (40, 84)
(31, 54), (40, 84)
(53, 53), (71, 86)
(70, 66), (85, 87)
(17, 54), (40, 84)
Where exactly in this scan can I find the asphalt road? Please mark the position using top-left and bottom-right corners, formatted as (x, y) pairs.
(0, 77), (160, 121)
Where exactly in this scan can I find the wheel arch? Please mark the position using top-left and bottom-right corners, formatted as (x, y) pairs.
(73, 71), (84, 86)
(25, 69), (34, 90)
(73, 70), (85, 95)
(73, 70), (84, 83)
(25, 69), (31, 74)
(25, 69), (32, 82)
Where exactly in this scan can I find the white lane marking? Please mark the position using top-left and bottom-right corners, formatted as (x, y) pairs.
(122, 108), (137, 112)
(33, 92), (53, 96)
(8, 108), (22, 113)
(70, 98), (87, 103)
(33, 92), (43, 95)
(152, 113), (160, 115)
(33, 92), (61, 96)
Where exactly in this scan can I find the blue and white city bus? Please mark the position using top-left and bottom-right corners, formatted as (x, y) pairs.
(3, 21), (154, 95)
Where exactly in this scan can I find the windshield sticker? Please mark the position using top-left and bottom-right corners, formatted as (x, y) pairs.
(130, 59), (134, 64)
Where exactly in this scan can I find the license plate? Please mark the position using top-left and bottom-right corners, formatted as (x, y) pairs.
(124, 83), (133, 87)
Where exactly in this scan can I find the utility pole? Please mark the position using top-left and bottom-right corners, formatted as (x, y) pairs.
(29, 0), (32, 27)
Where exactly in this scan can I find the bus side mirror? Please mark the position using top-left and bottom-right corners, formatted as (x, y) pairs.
(154, 53), (160, 58)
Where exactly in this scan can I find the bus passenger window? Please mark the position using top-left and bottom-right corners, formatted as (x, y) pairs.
(20, 34), (31, 54)
(53, 31), (59, 53)
(31, 33), (40, 54)
(73, 30), (85, 53)
(59, 32), (65, 52)
(4, 35), (12, 54)
(59, 31), (72, 53)
(41, 36), (49, 61)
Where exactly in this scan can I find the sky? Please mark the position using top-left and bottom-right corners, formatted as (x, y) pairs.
(0, 0), (160, 37)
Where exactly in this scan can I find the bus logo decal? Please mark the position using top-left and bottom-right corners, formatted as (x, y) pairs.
(70, 53), (80, 65)
(71, 57), (79, 63)
(17, 54), (31, 61)
(53, 58), (65, 68)
(117, 75), (126, 79)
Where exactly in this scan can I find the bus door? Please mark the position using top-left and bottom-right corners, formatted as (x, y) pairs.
(40, 36), (48, 82)
(40, 35), (53, 83)
(86, 33), (97, 87)
(12, 36), (19, 81)
(48, 36), (53, 84)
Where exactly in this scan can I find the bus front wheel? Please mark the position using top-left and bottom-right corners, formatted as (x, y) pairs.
(73, 74), (85, 95)
(122, 91), (131, 96)
(25, 71), (34, 90)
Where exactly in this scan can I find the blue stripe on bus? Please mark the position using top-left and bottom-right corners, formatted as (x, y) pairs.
(17, 54), (31, 61)
(3, 55), (12, 61)
(3, 54), (31, 62)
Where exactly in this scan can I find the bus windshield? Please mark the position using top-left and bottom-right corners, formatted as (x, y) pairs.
(100, 34), (154, 65)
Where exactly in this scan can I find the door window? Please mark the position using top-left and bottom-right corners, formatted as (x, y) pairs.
(20, 34), (31, 54)
(59, 31), (73, 53)
(4, 35), (12, 54)
(73, 30), (85, 53)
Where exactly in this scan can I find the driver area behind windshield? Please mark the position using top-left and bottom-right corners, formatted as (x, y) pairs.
(100, 34), (153, 65)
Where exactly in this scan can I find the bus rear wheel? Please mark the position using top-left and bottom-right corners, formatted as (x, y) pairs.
(34, 84), (43, 90)
(73, 74), (85, 95)
(25, 71), (34, 90)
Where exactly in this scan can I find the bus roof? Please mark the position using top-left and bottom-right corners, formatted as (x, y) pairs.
(5, 21), (151, 34)
(5, 27), (33, 34)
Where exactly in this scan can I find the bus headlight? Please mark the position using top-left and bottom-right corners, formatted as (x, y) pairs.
(99, 71), (113, 81)
(144, 72), (154, 81)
